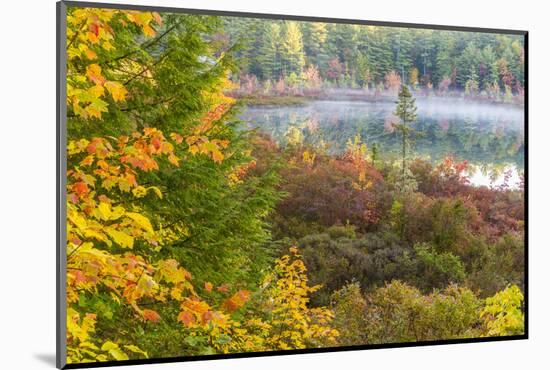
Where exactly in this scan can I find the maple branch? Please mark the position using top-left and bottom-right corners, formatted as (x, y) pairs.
(67, 267), (137, 283)
(67, 244), (85, 261)
(103, 20), (181, 67)
(123, 50), (173, 86)
(67, 20), (87, 50)
(133, 266), (147, 287)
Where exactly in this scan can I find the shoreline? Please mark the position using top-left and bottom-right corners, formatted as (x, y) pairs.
(230, 89), (525, 108)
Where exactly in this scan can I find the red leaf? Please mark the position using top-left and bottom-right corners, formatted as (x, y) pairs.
(73, 182), (89, 196)
(216, 283), (230, 293)
(177, 311), (195, 327)
(142, 309), (161, 323)
(89, 22), (100, 36)
(151, 137), (161, 150)
(201, 310), (214, 325)
(222, 290), (251, 312)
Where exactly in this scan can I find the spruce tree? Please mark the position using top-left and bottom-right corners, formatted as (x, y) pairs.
(394, 85), (418, 191)
(302, 22), (328, 72)
(258, 22), (283, 80)
(281, 21), (305, 77)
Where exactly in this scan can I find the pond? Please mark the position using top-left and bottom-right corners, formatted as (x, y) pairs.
(239, 97), (525, 188)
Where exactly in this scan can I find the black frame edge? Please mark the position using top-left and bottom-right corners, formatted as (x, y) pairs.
(62, 335), (528, 369)
(60, 0), (527, 35)
(523, 32), (529, 339)
(57, 1), (68, 369)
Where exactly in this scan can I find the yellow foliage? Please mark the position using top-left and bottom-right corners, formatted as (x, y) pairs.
(66, 308), (147, 364)
(302, 150), (316, 167)
(480, 284), (524, 337)
(166, 248), (338, 355)
(63, 7), (343, 363)
(259, 247), (339, 349)
(66, 8), (160, 120)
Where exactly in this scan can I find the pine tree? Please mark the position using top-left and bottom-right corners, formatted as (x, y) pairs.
(433, 32), (455, 87)
(413, 29), (436, 82)
(392, 29), (413, 84)
(480, 45), (498, 89)
(301, 22), (328, 67)
(355, 52), (372, 88)
(394, 85), (418, 191)
(457, 42), (480, 88)
(258, 22), (283, 80)
(281, 21), (305, 77)
(465, 65), (479, 95)
(366, 28), (393, 84)
(326, 24), (358, 73)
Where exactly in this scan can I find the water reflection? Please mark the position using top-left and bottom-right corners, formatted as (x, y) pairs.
(240, 98), (525, 188)
(469, 165), (522, 188)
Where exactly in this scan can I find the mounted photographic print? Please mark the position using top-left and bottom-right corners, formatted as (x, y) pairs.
(56, 1), (527, 368)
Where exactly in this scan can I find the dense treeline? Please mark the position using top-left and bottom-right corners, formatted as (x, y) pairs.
(221, 18), (524, 98)
(65, 8), (524, 365)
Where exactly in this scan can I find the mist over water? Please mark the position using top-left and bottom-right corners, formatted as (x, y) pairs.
(415, 98), (524, 130)
(240, 97), (525, 189)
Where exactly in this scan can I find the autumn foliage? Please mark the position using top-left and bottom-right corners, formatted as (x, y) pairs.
(64, 6), (524, 365)
(65, 8), (339, 364)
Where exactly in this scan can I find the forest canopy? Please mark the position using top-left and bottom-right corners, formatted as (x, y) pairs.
(222, 18), (524, 98)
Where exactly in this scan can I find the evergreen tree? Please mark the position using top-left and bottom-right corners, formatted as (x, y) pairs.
(258, 22), (283, 80)
(326, 24), (359, 81)
(355, 52), (372, 88)
(394, 85), (418, 191)
(223, 17), (259, 77)
(457, 42), (481, 88)
(433, 32), (455, 87)
(465, 65), (480, 95)
(392, 29), (414, 84)
(367, 28), (394, 83)
(480, 45), (498, 89)
(281, 21), (305, 76)
(301, 22), (328, 66)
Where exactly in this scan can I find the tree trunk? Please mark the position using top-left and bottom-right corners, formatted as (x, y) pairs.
(402, 119), (407, 191)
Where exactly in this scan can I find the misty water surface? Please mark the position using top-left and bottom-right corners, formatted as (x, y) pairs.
(240, 97), (525, 188)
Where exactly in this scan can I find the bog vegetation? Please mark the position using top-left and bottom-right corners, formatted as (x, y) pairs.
(65, 8), (525, 364)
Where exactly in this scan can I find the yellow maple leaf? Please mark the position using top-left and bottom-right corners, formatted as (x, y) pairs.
(86, 64), (105, 85)
(142, 25), (156, 37)
(212, 150), (224, 163)
(106, 228), (134, 248)
(88, 84), (105, 98)
(104, 81), (127, 102)
(125, 212), (154, 234)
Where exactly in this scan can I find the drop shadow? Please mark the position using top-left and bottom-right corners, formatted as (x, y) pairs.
(34, 353), (57, 367)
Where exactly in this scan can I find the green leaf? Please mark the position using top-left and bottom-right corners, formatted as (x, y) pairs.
(216, 334), (232, 345)
(184, 335), (207, 347)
